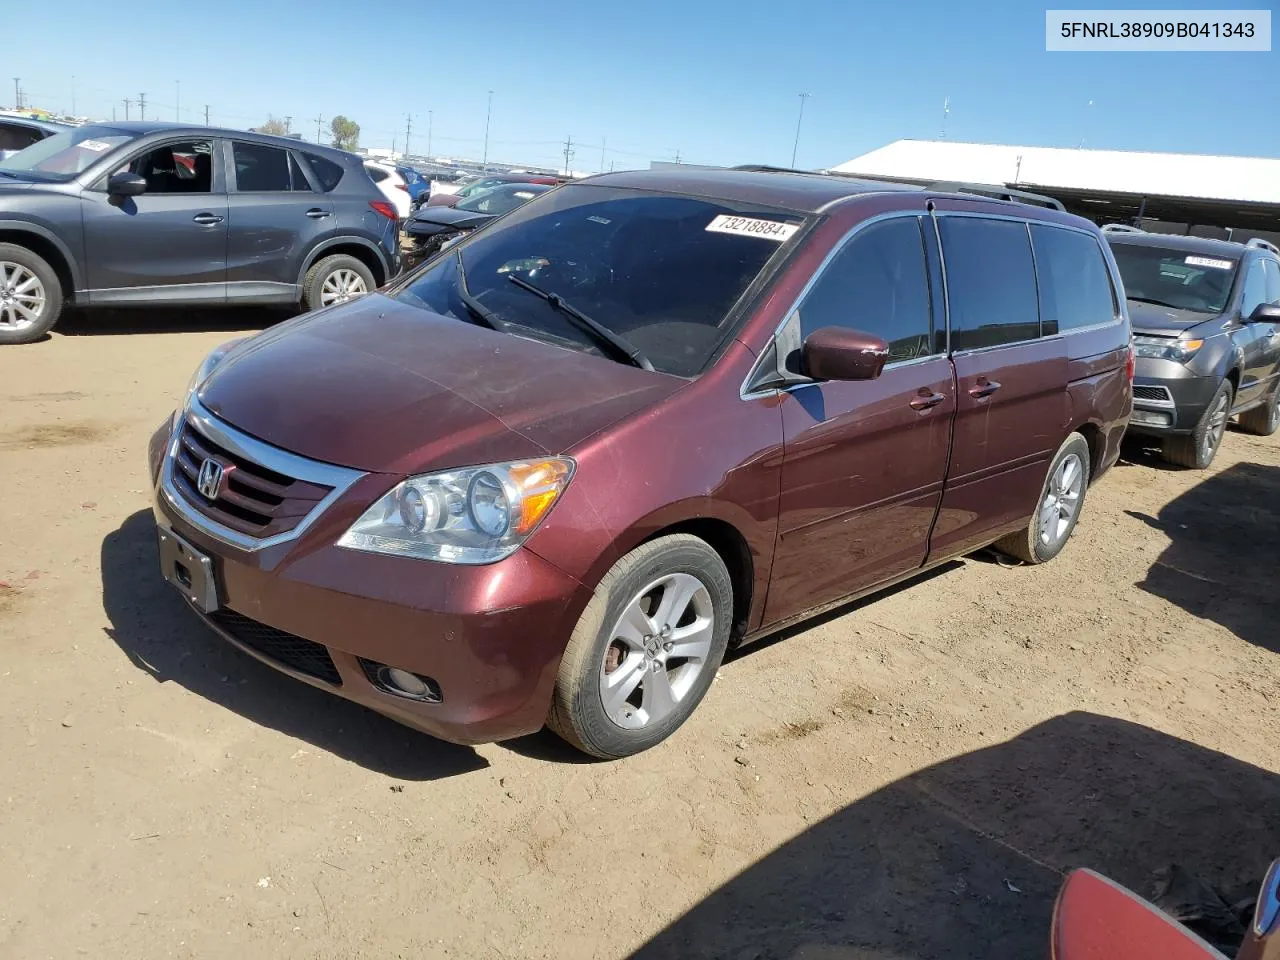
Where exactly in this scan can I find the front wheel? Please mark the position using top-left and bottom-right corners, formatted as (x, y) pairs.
(547, 534), (732, 759)
(1161, 380), (1233, 469)
(301, 254), (376, 312)
(994, 432), (1092, 564)
(0, 243), (63, 345)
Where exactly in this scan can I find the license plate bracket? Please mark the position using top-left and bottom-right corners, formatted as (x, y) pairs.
(157, 526), (220, 613)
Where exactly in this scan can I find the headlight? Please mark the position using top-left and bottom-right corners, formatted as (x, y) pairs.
(184, 338), (246, 405)
(338, 458), (574, 564)
(1132, 334), (1203, 362)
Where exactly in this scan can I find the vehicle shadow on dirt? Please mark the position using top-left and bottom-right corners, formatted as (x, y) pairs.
(1125, 461), (1280, 655)
(633, 711), (1280, 959)
(100, 510), (489, 781)
(57, 305), (294, 338)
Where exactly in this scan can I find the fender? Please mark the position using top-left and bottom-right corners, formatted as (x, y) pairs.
(296, 235), (391, 286)
(0, 218), (85, 292)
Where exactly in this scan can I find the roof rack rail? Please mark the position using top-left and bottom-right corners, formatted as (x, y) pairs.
(731, 164), (819, 175)
(927, 181), (1065, 211)
(1246, 237), (1280, 255)
(1101, 223), (1145, 234)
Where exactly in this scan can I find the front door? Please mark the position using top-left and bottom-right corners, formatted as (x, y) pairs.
(927, 211), (1069, 559)
(224, 140), (335, 301)
(81, 138), (227, 303)
(763, 215), (955, 627)
(1237, 257), (1280, 406)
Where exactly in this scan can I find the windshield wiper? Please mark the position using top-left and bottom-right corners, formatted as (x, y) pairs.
(506, 274), (654, 371)
(1127, 295), (1184, 310)
(454, 250), (506, 331)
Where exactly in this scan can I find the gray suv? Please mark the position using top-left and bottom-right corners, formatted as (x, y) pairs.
(0, 122), (401, 344)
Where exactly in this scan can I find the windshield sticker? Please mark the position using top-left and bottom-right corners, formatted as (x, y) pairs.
(78, 139), (113, 152)
(705, 215), (799, 242)
(1185, 256), (1234, 270)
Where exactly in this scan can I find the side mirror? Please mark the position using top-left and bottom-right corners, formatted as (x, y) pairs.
(1247, 302), (1280, 324)
(801, 326), (890, 382)
(107, 172), (147, 197)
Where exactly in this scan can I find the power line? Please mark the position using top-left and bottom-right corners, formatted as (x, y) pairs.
(137, 92), (147, 121)
(12, 78), (20, 110)
(314, 114), (324, 144)
(404, 113), (411, 157)
(284, 115), (292, 134)
(791, 92), (810, 167)
(482, 90), (493, 167)
(123, 98), (133, 121)
(562, 135), (575, 176)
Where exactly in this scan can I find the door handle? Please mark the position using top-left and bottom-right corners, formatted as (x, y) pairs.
(968, 379), (1002, 399)
(192, 213), (224, 225)
(909, 390), (946, 411)
(305, 208), (331, 219)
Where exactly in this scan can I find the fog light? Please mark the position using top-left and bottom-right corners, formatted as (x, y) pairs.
(361, 658), (443, 703)
(1131, 409), (1172, 427)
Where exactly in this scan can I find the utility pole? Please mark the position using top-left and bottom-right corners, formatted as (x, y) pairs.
(482, 90), (493, 168)
(562, 135), (574, 177)
(284, 115), (292, 134)
(204, 104), (210, 125)
(12, 78), (20, 110)
(123, 98), (133, 121)
(71, 75), (76, 115)
(673, 149), (682, 164)
(175, 80), (180, 120)
(791, 92), (810, 168)
(940, 96), (950, 140)
(315, 114), (324, 144)
(600, 137), (606, 173)
(138, 92), (147, 121)
(404, 114), (412, 158)
(427, 110), (433, 158)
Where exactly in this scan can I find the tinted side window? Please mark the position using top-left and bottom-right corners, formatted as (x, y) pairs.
(288, 153), (312, 191)
(0, 123), (43, 152)
(939, 217), (1039, 350)
(306, 153), (344, 191)
(1030, 225), (1116, 335)
(233, 142), (290, 191)
(1264, 259), (1280, 305)
(795, 217), (933, 364)
(1242, 259), (1268, 317)
(366, 165), (390, 183)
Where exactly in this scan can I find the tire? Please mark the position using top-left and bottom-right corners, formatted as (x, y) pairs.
(1161, 380), (1233, 469)
(0, 243), (63, 345)
(547, 534), (733, 759)
(994, 432), (1092, 565)
(300, 254), (376, 312)
(1237, 383), (1280, 437)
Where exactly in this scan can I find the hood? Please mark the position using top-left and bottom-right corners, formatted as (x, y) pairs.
(1126, 299), (1222, 337)
(198, 294), (684, 475)
(405, 205), (492, 235)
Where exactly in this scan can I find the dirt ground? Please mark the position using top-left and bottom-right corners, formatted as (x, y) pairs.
(1, 309), (1278, 960)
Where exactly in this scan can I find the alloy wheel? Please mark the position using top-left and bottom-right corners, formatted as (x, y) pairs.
(599, 572), (715, 730)
(1038, 452), (1084, 547)
(319, 268), (369, 306)
(1201, 392), (1230, 461)
(0, 262), (46, 331)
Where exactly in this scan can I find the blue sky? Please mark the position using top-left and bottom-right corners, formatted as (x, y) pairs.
(10, 0), (1279, 170)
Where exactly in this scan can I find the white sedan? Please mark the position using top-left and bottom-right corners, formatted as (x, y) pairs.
(363, 161), (412, 219)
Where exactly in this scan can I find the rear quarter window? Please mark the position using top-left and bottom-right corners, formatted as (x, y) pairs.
(304, 153), (345, 192)
(1030, 225), (1117, 334)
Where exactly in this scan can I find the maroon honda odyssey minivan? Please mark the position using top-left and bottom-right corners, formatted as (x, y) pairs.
(148, 169), (1132, 758)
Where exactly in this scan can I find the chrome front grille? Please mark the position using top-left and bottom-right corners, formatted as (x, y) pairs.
(161, 397), (365, 551)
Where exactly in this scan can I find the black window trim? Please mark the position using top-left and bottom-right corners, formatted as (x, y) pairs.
(936, 210), (1124, 358)
(88, 135), (223, 193)
(227, 138), (295, 194)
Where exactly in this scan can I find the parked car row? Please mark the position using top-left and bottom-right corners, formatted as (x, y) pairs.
(402, 181), (553, 263)
(149, 167), (1136, 760)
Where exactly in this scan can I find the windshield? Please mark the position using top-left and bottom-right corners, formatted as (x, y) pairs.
(455, 183), (549, 216)
(454, 177), (507, 200)
(0, 126), (138, 180)
(394, 184), (804, 376)
(1110, 243), (1238, 314)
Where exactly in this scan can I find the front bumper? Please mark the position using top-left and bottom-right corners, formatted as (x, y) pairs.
(1126, 359), (1221, 436)
(147, 416), (590, 745)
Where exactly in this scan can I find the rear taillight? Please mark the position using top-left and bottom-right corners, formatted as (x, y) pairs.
(370, 200), (398, 220)
(1126, 341), (1136, 381)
